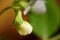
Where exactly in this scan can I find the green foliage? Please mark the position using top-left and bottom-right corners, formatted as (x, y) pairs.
(27, 0), (59, 38)
(12, 0), (59, 39)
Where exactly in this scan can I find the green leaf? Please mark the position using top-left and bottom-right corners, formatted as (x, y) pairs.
(27, 0), (59, 39)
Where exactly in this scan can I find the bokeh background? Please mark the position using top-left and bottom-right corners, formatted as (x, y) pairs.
(0, 0), (60, 40)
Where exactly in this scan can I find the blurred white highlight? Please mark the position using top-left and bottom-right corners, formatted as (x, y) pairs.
(23, 6), (31, 15)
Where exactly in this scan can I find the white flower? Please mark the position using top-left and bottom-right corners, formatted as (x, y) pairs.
(18, 21), (33, 35)
(32, 0), (46, 14)
(15, 10), (33, 35)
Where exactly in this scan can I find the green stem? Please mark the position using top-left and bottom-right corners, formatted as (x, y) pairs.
(0, 7), (11, 15)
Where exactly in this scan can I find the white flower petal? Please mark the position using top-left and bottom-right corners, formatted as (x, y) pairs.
(32, 0), (46, 14)
(18, 21), (33, 35)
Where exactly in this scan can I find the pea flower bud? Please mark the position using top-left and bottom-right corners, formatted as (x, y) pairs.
(32, 0), (46, 14)
(15, 10), (33, 35)
(18, 21), (33, 35)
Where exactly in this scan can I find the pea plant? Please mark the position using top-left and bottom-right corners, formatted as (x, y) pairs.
(0, 0), (60, 40)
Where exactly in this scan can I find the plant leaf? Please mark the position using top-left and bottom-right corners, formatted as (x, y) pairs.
(27, 0), (59, 38)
